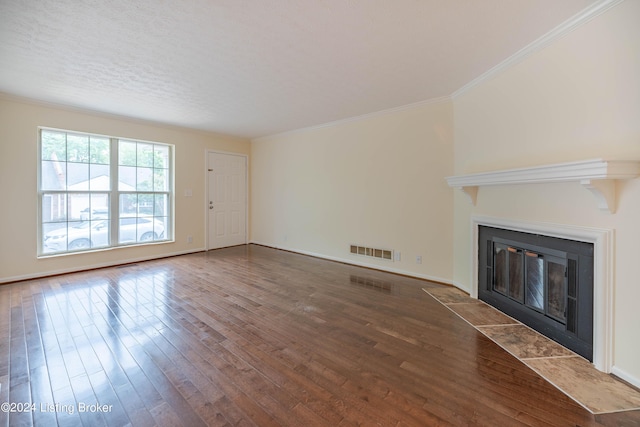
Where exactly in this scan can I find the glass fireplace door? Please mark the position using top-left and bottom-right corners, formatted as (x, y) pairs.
(493, 242), (567, 326)
(479, 226), (592, 361)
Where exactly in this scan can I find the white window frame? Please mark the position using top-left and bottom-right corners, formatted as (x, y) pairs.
(37, 127), (174, 257)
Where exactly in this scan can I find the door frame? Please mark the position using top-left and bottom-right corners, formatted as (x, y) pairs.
(204, 149), (249, 250)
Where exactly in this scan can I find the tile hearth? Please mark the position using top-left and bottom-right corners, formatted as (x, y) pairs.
(424, 286), (640, 414)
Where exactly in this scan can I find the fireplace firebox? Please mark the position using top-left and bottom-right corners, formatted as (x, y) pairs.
(478, 226), (594, 361)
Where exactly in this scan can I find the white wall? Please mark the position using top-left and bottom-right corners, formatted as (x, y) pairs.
(0, 96), (250, 282)
(452, 0), (640, 384)
(251, 101), (454, 283)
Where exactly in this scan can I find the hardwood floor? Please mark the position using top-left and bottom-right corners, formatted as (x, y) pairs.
(1, 244), (639, 426)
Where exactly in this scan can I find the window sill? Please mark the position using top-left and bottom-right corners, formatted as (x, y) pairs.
(37, 239), (175, 259)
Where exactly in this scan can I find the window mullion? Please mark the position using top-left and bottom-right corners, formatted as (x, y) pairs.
(110, 138), (119, 246)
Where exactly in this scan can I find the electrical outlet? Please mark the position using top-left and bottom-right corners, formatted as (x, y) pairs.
(416, 255), (422, 264)
(187, 235), (193, 244)
(394, 251), (401, 261)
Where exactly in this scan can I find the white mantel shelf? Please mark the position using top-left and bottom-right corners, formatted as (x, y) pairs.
(446, 159), (640, 214)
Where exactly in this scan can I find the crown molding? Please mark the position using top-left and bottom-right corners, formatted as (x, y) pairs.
(452, 0), (625, 99)
(253, 96), (452, 142)
(0, 92), (250, 142)
(256, 0), (624, 141)
(446, 159), (640, 214)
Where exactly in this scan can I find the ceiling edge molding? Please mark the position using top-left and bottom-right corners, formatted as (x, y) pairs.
(0, 92), (250, 142)
(451, 0), (625, 99)
(253, 96), (452, 142)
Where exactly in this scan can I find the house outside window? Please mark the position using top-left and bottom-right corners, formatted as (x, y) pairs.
(38, 128), (173, 255)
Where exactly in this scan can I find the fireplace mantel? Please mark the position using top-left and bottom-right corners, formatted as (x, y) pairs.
(446, 159), (640, 214)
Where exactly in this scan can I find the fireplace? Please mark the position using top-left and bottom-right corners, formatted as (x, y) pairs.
(445, 160), (633, 373)
(470, 217), (613, 372)
(478, 225), (594, 360)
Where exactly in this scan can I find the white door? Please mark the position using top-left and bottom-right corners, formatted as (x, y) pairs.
(207, 152), (247, 249)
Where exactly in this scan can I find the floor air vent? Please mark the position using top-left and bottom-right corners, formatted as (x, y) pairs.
(350, 245), (393, 261)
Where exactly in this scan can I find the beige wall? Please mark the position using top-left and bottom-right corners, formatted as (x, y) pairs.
(251, 101), (454, 283)
(0, 96), (250, 282)
(452, 0), (640, 384)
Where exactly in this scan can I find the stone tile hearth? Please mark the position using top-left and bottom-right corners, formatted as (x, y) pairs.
(423, 286), (640, 414)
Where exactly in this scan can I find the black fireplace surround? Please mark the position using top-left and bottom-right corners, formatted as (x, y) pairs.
(478, 226), (594, 361)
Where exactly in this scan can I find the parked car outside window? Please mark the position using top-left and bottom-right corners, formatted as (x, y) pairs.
(43, 217), (164, 252)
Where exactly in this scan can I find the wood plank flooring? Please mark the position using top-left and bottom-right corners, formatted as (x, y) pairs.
(1, 244), (639, 426)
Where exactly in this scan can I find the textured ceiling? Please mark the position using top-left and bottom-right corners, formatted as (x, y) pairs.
(0, 0), (600, 139)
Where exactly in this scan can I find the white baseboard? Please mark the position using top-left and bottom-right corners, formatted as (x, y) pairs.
(611, 366), (640, 390)
(0, 247), (206, 284)
(4, 242), (454, 286)
(249, 241), (453, 286)
(452, 281), (471, 294)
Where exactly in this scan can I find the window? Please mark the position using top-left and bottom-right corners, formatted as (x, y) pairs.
(39, 128), (173, 255)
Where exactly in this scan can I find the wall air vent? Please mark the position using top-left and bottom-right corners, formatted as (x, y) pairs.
(350, 244), (393, 261)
